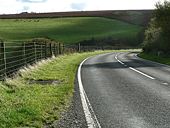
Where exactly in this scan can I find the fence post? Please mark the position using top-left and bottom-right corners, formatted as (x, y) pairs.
(23, 42), (26, 65)
(0, 42), (4, 79)
(78, 43), (81, 52)
(1, 42), (7, 78)
(54, 43), (56, 56)
(50, 43), (52, 57)
(34, 42), (37, 62)
(41, 43), (43, 59)
(62, 44), (65, 54)
(58, 43), (61, 54)
(0, 42), (2, 79)
(45, 42), (47, 58)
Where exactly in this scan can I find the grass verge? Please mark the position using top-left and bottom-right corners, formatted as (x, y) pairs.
(0, 50), (136, 127)
(139, 52), (170, 66)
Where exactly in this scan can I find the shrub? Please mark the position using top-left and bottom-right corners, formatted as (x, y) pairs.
(142, 0), (170, 55)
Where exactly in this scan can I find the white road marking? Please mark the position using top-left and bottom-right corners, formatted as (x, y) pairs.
(83, 89), (101, 128)
(162, 83), (168, 85)
(115, 54), (155, 80)
(78, 58), (101, 128)
(129, 67), (155, 80)
(115, 55), (125, 65)
(117, 59), (125, 65)
(134, 54), (138, 58)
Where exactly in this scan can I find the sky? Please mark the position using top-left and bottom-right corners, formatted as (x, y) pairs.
(0, 0), (165, 14)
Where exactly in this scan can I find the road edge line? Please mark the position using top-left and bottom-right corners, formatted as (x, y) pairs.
(78, 57), (101, 128)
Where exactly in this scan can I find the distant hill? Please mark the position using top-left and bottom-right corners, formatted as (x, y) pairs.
(0, 10), (153, 26)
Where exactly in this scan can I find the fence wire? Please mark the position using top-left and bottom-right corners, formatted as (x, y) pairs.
(0, 41), (65, 80)
(0, 41), (130, 80)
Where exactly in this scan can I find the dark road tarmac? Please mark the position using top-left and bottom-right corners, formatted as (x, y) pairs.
(81, 52), (170, 128)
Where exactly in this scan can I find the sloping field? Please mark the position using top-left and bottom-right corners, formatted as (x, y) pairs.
(106, 10), (153, 26)
(0, 10), (153, 26)
(0, 17), (142, 44)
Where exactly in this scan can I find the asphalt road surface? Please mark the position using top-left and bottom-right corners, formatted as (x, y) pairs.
(81, 52), (170, 128)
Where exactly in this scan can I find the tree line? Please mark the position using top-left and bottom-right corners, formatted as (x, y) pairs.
(143, 0), (170, 56)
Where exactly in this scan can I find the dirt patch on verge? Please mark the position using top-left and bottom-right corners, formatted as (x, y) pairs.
(28, 79), (61, 85)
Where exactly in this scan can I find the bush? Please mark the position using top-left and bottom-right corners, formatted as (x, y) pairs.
(155, 1), (170, 35)
(142, 18), (162, 53)
(142, 0), (170, 55)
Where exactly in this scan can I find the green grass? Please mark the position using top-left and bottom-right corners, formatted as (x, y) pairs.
(0, 50), (111, 128)
(139, 52), (170, 65)
(0, 17), (142, 43)
(109, 10), (151, 26)
(0, 50), (139, 127)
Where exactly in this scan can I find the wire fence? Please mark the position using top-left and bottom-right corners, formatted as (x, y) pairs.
(0, 39), (135, 80)
(0, 40), (98, 80)
(0, 40), (65, 80)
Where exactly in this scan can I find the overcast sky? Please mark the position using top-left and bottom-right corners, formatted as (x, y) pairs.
(0, 0), (165, 14)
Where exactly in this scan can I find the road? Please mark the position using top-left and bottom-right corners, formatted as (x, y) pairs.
(80, 52), (170, 128)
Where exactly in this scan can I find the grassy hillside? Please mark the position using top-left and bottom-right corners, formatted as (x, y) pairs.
(0, 10), (153, 26)
(0, 17), (142, 44)
(107, 10), (153, 26)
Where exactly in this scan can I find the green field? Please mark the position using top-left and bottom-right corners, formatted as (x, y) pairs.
(0, 17), (142, 44)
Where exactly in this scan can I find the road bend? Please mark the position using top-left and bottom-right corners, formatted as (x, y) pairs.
(81, 52), (170, 128)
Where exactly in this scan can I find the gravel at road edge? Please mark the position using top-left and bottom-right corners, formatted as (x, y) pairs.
(46, 75), (87, 128)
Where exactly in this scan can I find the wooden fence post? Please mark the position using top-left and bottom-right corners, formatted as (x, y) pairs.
(54, 43), (56, 56)
(56, 43), (58, 55)
(41, 43), (43, 59)
(1, 42), (7, 77)
(50, 43), (52, 57)
(45, 42), (47, 58)
(0, 42), (2, 79)
(23, 42), (26, 65)
(59, 43), (61, 54)
(62, 44), (65, 54)
(78, 43), (81, 52)
(34, 42), (37, 62)
(0, 42), (6, 79)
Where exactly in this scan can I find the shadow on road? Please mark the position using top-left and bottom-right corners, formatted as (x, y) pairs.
(82, 59), (164, 69)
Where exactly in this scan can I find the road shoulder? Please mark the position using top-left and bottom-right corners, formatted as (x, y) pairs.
(51, 75), (87, 128)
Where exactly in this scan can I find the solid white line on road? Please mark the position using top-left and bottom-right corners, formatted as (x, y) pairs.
(78, 58), (101, 128)
(115, 54), (155, 80)
(129, 67), (155, 80)
(83, 89), (101, 128)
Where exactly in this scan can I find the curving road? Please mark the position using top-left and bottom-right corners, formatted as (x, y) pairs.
(80, 52), (170, 128)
